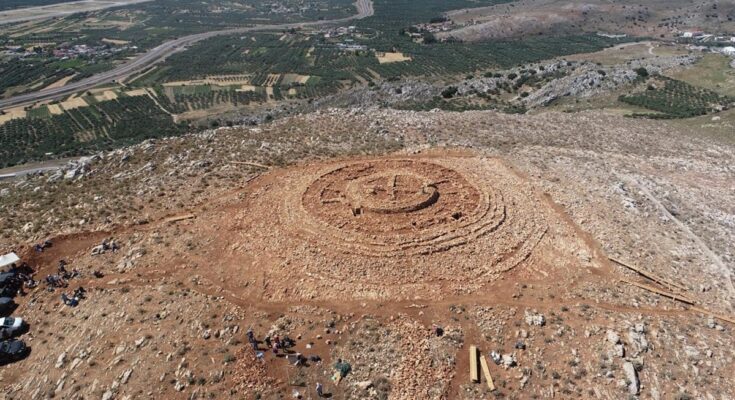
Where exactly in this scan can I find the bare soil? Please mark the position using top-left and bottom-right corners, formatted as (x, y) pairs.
(0, 109), (733, 399)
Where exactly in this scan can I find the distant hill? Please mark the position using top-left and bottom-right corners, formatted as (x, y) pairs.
(439, 0), (735, 41)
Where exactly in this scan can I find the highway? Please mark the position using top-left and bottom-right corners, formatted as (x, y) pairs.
(0, 0), (374, 111)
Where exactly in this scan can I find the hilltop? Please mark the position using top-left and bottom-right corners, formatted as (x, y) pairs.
(0, 107), (733, 399)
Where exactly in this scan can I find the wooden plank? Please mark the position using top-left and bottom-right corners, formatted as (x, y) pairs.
(620, 279), (735, 326)
(479, 354), (495, 391)
(619, 278), (695, 305)
(689, 306), (735, 326)
(469, 345), (479, 383)
(164, 214), (195, 223)
(610, 257), (688, 292)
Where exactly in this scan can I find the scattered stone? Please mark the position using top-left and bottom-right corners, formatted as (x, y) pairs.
(55, 352), (67, 369)
(628, 324), (649, 356)
(354, 381), (373, 390)
(606, 330), (621, 344)
(524, 311), (545, 326)
(501, 354), (517, 368)
(623, 361), (640, 395)
(490, 351), (502, 365)
(121, 369), (133, 384)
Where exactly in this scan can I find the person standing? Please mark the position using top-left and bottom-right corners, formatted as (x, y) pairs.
(315, 382), (323, 398)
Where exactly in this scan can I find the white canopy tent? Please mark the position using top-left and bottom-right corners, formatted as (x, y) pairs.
(0, 252), (20, 271)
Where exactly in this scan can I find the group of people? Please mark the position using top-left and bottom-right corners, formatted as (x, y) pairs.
(4, 254), (89, 308)
(244, 328), (340, 398)
(248, 329), (298, 356)
(45, 260), (80, 291)
(61, 287), (86, 307)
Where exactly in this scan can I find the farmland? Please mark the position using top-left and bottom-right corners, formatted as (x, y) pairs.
(0, 93), (187, 167)
(142, 31), (626, 98)
(154, 85), (268, 114)
(0, 0), (358, 96)
(4, 0), (724, 171)
(620, 77), (733, 119)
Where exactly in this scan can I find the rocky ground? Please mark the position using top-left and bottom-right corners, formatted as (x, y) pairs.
(313, 52), (701, 112)
(440, 0), (735, 41)
(0, 107), (733, 399)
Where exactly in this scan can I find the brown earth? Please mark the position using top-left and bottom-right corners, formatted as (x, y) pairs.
(0, 109), (733, 399)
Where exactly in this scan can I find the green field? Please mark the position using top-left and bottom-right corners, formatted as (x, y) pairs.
(0, 95), (188, 168)
(0, 0), (358, 95)
(620, 77), (734, 119)
(669, 54), (735, 97)
(143, 31), (627, 101)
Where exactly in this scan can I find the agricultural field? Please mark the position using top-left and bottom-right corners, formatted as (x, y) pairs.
(1, 0), (357, 48)
(0, 56), (119, 98)
(0, 79), (278, 167)
(669, 54), (735, 97)
(619, 76), (734, 119)
(0, 0), (357, 95)
(153, 84), (268, 114)
(0, 93), (187, 167)
(140, 30), (627, 100)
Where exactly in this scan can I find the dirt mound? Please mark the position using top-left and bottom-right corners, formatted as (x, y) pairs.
(227, 153), (549, 300)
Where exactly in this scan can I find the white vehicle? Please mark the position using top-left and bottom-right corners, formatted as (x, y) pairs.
(0, 317), (26, 339)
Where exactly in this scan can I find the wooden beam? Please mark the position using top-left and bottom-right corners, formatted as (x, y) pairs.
(480, 354), (495, 391)
(469, 345), (479, 383)
(610, 257), (688, 292)
(620, 279), (735, 326)
(619, 278), (695, 304)
(689, 306), (735, 326)
(163, 214), (195, 223)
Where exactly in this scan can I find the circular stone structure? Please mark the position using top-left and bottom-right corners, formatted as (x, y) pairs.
(232, 154), (549, 299)
(298, 159), (505, 256)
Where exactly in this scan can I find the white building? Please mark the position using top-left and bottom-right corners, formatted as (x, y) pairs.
(682, 32), (694, 38)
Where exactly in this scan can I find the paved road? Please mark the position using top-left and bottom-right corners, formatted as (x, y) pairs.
(0, 0), (374, 111)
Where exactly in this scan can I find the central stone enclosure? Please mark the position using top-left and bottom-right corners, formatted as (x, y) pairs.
(345, 172), (439, 215)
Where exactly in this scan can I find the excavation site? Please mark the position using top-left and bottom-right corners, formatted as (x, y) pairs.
(1, 110), (733, 400)
(220, 154), (552, 301)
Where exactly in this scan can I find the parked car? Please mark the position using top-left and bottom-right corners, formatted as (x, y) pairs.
(0, 272), (20, 287)
(0, 298), (16, 315)
(0, 286), (16, 298)
(0, 339), (28, 363)
(0, 317), (27, 339)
